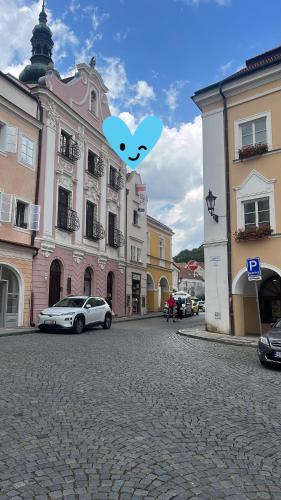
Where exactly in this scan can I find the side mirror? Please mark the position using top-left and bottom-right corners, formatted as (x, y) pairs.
(85, 304), (91, 309)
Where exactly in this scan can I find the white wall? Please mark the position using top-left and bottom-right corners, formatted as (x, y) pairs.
(203, 109), (230, 334)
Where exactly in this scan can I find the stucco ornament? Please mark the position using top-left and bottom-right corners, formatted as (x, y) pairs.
(73, 250), (84, 264)
(90, 56), (96, 69)
(118, 262), (126, 274)
(77, 124), (85, 151)
(98, 257), (107, 270)
(107, 187), (120, 206)
(40, 240), (55, 258)
(46, 101), (59, 130)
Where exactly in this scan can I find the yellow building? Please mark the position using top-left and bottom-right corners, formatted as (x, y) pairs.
(193, 45), (281, 336)
(146, 215), (174, 312)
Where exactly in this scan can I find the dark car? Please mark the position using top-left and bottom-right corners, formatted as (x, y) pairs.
(258, 319), (281, 366)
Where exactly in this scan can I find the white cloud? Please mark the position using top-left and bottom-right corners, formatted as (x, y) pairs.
(69, 0), (80, 13)
(175, 0), (231, 6)
(163, 80), (188, 112)
(90, 6), (110, 31)
(128, 80), (155, 107)
(113, 31), (128, 42)
(220, 60), (232, 75)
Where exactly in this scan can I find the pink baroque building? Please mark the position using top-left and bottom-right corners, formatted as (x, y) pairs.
(19, 5), (126, 321)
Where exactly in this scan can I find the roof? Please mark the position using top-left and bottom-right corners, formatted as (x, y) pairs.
(0, 71), (38, 101)
(147, 215), (174, 234)
(176, 263), (204, 281)
(193, 44), (281, 96)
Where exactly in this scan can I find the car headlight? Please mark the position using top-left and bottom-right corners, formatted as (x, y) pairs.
(260, 336), (269, 345)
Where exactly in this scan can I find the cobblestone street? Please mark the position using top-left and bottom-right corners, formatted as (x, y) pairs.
(0, 315), (281, 500)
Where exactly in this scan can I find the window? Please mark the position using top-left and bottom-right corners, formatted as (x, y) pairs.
(109, 166), (124, 191)
(90, 90), (97, 115)
(137, 248), (142, 262)
(59, 130), (80, 161)
(67, 277), (72, 295)
(131, 245), (136, 261)
(240, 117), (267, 147)
(244, 198), (270, 229)
(15, 200), (28, 228)
(20, 136), (34, 167)
(86, 200), (97, 240)
(84, 267), (92, 296)
(133, 209), (139, 225)
(88, 150), (98, 176)
(160, 238), (165, 260)
(57, 187), (71, 230)
(108, 212), (117, 247)
(0, 123), (6, 151)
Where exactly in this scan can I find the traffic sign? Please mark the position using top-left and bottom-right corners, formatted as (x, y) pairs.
(187, 260), (198, 271)
(246, 257), (262, 281)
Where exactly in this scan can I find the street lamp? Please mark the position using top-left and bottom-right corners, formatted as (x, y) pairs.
(205, 189), (219, 223)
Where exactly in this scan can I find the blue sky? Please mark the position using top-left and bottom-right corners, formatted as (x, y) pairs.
(2, 0), (281, 254)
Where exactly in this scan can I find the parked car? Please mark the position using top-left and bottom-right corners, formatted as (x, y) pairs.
(163, 293), (193, 318)
(191, 300), (199, 315)
(198, 300), (205, 311)
(38, 296), (112, 333)
(258, 319), (281, 366)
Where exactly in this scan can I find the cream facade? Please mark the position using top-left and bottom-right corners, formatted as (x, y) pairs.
(193, 46), (281, 336)
(125, 172), (147, 315)
(0, 72), (41, 327)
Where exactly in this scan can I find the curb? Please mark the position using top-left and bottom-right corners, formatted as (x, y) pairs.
(176, 330), (258, 348)
(113, 314), (163, 323)
(0, 329), (38, 338)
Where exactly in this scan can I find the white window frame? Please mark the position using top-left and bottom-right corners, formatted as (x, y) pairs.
(234, 111), (272, 160)
(89, 88), (99, 117)
(0, 122), (7, 152)
(137, 247), (142, 263)
(19, 134), (35, 168)
(243, 197), (270, 229)
(14, 198), (30, 230)
(131, 245), (136, 261)
(159, 237), (165, 260)
(235, 170), (276, 232)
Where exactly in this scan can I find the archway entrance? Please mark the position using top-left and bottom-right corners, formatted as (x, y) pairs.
(84, 267), (92, 296)
(0, 265), (20, 327)
(147, 273), (155, 312)
(159, 276), (169, 310)
(232, 265), (281, 336)
(49, 260), (62, 306)
(106, 272), (114, 310)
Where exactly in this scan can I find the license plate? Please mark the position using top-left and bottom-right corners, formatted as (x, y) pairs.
(44, 319), (56, 325)
(273, 351), (281, 358)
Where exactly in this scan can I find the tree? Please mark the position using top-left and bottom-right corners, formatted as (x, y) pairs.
(173, 244), (204, 263)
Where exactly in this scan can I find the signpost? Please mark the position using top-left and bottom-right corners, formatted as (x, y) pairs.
(187, 260), (198, 272)
(246, 258), (262, 336)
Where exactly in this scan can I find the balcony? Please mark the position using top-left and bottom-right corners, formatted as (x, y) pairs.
(234, 224), (273, 242)
(59, 135), (80, 162)
(57, 207), (80, 232)
(88, 152), (104, 178)
(86, 220), (105, 241)
(109, 170), (125, 191)
(238, 143), (268, 160)
(108, 228), (125, 248)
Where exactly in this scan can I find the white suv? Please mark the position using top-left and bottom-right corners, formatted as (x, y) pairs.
(38, 296), (112, 334)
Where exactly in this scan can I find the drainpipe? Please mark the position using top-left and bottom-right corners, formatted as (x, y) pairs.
(30, 97), (43, 326)
(124, 187), (129, 317)
(219, 84), (235, 336)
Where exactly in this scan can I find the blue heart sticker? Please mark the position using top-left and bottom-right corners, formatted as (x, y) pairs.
(102, 115), (163, 169)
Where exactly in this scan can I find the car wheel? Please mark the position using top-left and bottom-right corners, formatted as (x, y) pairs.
(103, 313), (112, 330)
(39, 327), (47, 333)
(259, 359), (268, 367)
(73, 316), (84, 334)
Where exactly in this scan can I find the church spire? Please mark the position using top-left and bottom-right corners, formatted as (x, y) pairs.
(19, 0), (60, 84)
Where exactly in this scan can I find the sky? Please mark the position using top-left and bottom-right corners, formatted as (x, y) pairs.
(2, 0), (281, 255)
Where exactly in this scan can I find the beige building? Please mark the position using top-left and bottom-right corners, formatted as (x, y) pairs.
(193, 45), (281, 336)
(126, 172), (147, 315)
(0, 72), (41, 327)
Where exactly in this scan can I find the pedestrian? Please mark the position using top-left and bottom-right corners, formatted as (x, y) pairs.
(166, 294), (176, 323)
(177, 296), (183, 320)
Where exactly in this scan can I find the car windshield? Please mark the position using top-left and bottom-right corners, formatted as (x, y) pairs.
(54, 298), (86, 308)
(273, 319), (281, 328)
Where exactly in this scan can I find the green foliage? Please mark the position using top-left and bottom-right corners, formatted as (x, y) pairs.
(173, 244), (204, 263)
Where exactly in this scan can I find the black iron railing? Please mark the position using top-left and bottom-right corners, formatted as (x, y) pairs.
(109, 169), (125, 191)
(86, 220), (105, 241)
(108, 228), (125, 248)
(57, 207), (80, 232)
(59, 135), (80, 162)
(88, 152), (104, 178)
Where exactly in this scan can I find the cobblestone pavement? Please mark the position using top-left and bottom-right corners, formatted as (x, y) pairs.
(0, 314), (281, 500)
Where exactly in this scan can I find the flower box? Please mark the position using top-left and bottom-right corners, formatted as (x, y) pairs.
(234, 224), (273, 242)
(238, 143), (268, 160)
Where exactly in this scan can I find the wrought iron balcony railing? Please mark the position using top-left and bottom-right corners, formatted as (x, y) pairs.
(59, 135), (80, 162)
(108, 228), (125, 248)
(88, 152), (104, 178)
(57, 207), (80, 232)
(109, 170), (125, 191)
(86, 220), (105, 241)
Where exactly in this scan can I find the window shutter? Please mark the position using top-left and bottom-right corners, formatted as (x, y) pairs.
(6, 126), (18, 153)
(0, 193), (12, 222)
(28, 204), (40, 231)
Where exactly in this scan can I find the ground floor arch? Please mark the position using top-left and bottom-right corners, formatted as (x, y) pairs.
(0, 263), (22, 327)
(232, 264), (281, 336)
(147, 273), (155, 312)
(159, 276), (170, 310)
(48, 259), (62, 307)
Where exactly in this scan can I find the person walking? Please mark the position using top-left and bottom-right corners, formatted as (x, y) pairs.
(176, 296), (183, 320)
(166, 294), (176, 323)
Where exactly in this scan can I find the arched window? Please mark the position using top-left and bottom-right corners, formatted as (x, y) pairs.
(48, 260), (62, 307)
(84, 267), (92, 296)
(90, 90), (97, 115)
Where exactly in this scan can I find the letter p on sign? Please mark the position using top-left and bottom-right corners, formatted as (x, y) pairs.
(246, 257), (261, 280)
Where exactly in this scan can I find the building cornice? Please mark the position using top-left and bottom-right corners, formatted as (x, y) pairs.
(0, 95), (42, 130)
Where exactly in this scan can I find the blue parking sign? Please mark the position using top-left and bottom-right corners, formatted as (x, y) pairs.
(246, 257), (262, 280)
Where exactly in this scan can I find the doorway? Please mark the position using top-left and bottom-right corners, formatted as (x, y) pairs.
(0, 281), (8, 327)
(106, 271), (114, 309)
(48, 260), (62, 306)
(132, 273), (141, 313)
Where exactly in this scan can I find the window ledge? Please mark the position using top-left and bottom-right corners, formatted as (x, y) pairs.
(233, 147), (281, 163)
(57, 152), (75, 164)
